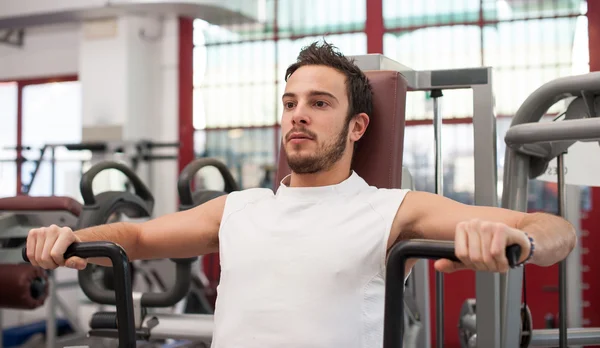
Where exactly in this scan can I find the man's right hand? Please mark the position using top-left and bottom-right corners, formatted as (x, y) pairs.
(26, 225), (87, 270)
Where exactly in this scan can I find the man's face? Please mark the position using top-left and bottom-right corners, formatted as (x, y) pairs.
(280, 65), (351, 174)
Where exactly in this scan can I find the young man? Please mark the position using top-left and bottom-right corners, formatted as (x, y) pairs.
(26, 41), (576, 347)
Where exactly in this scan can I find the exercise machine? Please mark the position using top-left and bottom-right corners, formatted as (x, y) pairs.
(21, 239), (521, 348)
(457, 71), (600, 347)
(350, 53), (499, 348)
(3, 140), (179, 196)
(0, 195), (85, 348)
(176, 157), (240, 315)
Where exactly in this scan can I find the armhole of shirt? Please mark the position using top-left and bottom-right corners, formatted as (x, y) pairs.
(371, 188), (410, 277)
(218, 189), (273, 238)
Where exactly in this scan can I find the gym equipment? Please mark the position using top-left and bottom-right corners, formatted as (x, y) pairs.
(384, 240), (521, 348)
(0, 196), (84, 348)
(178, 157), (240, 211)
(69, 161), (204, 345)
(75, 160), (155, 229)
(3, 140), (179, 196)
(22, 242), (137, 348)
(456, 71), (600, 347)
(431, 88), (445, 348)
(20, 238), (518, 348)
(349, 54), (499, 347)
(0, 264), (48, 310)
(75, 160), (155, 308)
(177, 157), (240, 315)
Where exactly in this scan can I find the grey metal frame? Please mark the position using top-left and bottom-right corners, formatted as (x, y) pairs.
(501, 71), (600, 348)
(350, 54), (500, 348)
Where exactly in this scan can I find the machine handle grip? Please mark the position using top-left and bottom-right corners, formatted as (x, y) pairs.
(383, 239), (521, 348)
(23, 242), (136, 348)
(80, 161), (154, 208)
(178, 158), (239, 205)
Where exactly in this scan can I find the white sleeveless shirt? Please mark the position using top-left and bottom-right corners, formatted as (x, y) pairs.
(211, 172), (409, 348)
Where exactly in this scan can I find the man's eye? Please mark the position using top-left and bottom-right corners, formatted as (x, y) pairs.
(285, 102), (295, 108)
(315, 101), (327, 107)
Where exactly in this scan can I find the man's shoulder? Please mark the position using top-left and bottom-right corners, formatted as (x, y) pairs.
(227, 187), (275, 204)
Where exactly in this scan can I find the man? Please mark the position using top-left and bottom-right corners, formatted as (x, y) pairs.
(26, 41), (576, 347)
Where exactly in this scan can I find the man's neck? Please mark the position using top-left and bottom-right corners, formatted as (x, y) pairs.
(288, 163), (352, 188)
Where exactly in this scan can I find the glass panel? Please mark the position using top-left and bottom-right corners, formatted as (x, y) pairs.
(384, 0), (480, 28)
(403, 123), (475, 204)
(276, 0), (365, 38)
(21, 81), (82, 197)
(383, 26), (481, 71)
(194, 40), (277, 88)
(483, 18), (582, 68)
(194, 127), (276, 189)
(483, 16), (588, 116)
(481, 0), (587, 21)
(194, 83), (277, 129)
(383, 26), (479, 120)
(0, 82), (18, 198)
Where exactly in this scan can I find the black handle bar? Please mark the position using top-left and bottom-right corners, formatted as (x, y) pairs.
(178, 158), (240, 205)
(80, 161), (154, 210)
(23, 242), (136, 348)
(383, 239), (522, 348)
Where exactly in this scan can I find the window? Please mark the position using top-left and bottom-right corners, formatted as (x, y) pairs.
(195, 127), (277, 189)
(277, 0), (365, 37)
(384, 0), (481, 28)
(21, 81), (82, 197)
(383, 26), (480, 120)
(481, 0), (587, 21)
(403, 123), (476, 204)
(483, 16), (589, 116)
(0, 82), (18, 198)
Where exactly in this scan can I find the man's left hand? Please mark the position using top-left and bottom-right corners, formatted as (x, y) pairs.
(434, 219), (531, 273)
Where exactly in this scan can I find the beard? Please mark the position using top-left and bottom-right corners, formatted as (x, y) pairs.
(282, 121), (350, 174)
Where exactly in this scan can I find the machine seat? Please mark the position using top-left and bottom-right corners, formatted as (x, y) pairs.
(0, 196), (83, 217)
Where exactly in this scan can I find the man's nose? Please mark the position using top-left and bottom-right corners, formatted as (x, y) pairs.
(291, 106), (310, 125)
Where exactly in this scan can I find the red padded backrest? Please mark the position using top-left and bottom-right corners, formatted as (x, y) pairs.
(0, 196), (82, 217)
(275, 70), (408, 189)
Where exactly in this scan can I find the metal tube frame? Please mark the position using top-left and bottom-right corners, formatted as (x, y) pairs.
(350, 54), (501, 348)
(432, 90), (445, 348)
(500, 70), (600, 348)
(557, 153), (568, 348)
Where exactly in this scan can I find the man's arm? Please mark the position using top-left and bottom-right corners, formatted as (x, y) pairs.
(26, 195), (227, 270)
(389, 191), (577, 273)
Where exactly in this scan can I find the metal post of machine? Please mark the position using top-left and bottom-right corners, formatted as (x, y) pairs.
(51, 146), (56, 195)
(557, 153), (568, 348)
(46, 270), (56, 348)
(472, 78), (502, 348)
(431, 89), (444, 348)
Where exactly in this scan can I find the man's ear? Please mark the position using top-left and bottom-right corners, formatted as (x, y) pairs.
(349, 113), (369, 142)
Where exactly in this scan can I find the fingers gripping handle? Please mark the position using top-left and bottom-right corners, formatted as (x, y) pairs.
(22, 243), (136, 348)
(383, 240), (521, 348)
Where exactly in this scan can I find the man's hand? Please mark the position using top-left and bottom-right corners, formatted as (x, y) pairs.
(26, 225), (87, 270)
(434, 219), (531, 273)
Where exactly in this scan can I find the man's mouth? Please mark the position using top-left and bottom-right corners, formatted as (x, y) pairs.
(288, 132), (314, 142)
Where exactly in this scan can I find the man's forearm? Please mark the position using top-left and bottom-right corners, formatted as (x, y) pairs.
(517, 212), (577, 267)
(75, 222), (141, 266)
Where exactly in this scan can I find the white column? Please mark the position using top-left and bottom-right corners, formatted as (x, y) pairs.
(78, 15), (179, 217)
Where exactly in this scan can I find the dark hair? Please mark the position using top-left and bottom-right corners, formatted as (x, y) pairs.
(284, 41), (373, 123)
